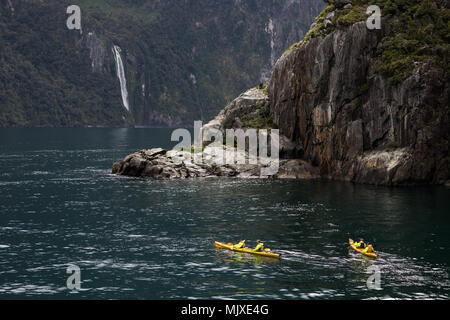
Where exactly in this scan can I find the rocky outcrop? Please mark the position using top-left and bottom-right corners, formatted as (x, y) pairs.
(267, 21), (449, 185)
(112, 147), (319, 180)
(112, 86), (319, 180)
(201, 88), (269, 134)
(113, 3), (449, 185)
(201, 88), (303, 159)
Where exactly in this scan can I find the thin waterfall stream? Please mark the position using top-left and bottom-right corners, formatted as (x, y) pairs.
(112, 45), (129, 111)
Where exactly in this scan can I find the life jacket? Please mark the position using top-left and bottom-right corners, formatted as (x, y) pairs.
(253, 242), (264, 252)
(234, 241), (245, 249)
(357, 241), (366, 249)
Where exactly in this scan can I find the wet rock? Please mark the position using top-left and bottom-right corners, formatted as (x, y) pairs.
(334, 0), (353, 9)
(112, 162), (122, 174)
(279, 135), (304, 159)
(276, 160), (320, 179)
(84, 31), (106, 73)
(140, 148), (166, 159)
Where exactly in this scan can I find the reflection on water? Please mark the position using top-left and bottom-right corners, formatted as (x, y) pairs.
(0, 128), (449, 299)
(215, 249), (281, 266)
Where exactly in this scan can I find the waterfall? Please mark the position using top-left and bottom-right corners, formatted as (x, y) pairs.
(112, 45), (129, 111)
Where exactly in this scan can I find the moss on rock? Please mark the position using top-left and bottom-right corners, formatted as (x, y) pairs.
(282, 0), (449, 86)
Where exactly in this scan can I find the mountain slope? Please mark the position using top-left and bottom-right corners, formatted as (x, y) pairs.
(0, 0), (324, 127)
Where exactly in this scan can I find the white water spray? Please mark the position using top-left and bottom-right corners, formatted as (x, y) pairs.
(112, 45), (129, 111)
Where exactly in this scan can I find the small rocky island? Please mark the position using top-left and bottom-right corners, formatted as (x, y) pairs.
(112, 88), (320, 180)
(111, 146), (320, 180)
(113, 1), (449, 186)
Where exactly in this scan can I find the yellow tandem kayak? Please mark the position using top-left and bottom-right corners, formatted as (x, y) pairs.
(349, 238), (378, 259)
(215, 241), (281, 259)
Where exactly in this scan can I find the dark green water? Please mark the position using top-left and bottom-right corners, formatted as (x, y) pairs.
(0, 128), (449, 299)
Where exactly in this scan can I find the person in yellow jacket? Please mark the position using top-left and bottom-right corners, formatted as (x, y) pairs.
(354, 238), (366, 249)
(252, 240), (264, 252)
(355, 238), (374, 253)
(233, 240), (245, 249)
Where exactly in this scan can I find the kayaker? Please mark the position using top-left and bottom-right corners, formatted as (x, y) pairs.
(355, 238), (366, 249)
(234, 240), (245, 249)
(252, 240), (264, 252)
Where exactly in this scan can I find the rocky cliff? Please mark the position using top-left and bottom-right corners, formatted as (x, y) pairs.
(113, 0), (449, 185)
(266, 0), (449, 185)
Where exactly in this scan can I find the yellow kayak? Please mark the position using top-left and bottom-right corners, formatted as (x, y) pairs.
(349, 238), (378, 259)
(215, 241), (281, 259)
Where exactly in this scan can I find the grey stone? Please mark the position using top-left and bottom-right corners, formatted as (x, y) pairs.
(324, 19), (333, 28)
(267, 22), (448, 185)
(326, 11), (335, 20)
(334, 0), (352, 9)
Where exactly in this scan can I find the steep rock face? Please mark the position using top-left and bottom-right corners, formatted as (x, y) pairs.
(83, 31), (107, 73)
(111, 1), (448, 185)
(268, 21), (449, 185)
(201, 88), (303, 159)
(258, 0), (325, 82)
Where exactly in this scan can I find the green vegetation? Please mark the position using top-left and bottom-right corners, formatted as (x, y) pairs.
(374, 0), (449, 85)
(335, 5), (368, 27)
(0, 0), (322, 127)
(254, 84), (269, 97)
(302, 4), (337, 44)
(241, 104), (278, 130)
(0, 1), (131, 127)
(283, 0), (449, 87)
(77, 0), (160, 24)
(300, 1), (372, 44)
